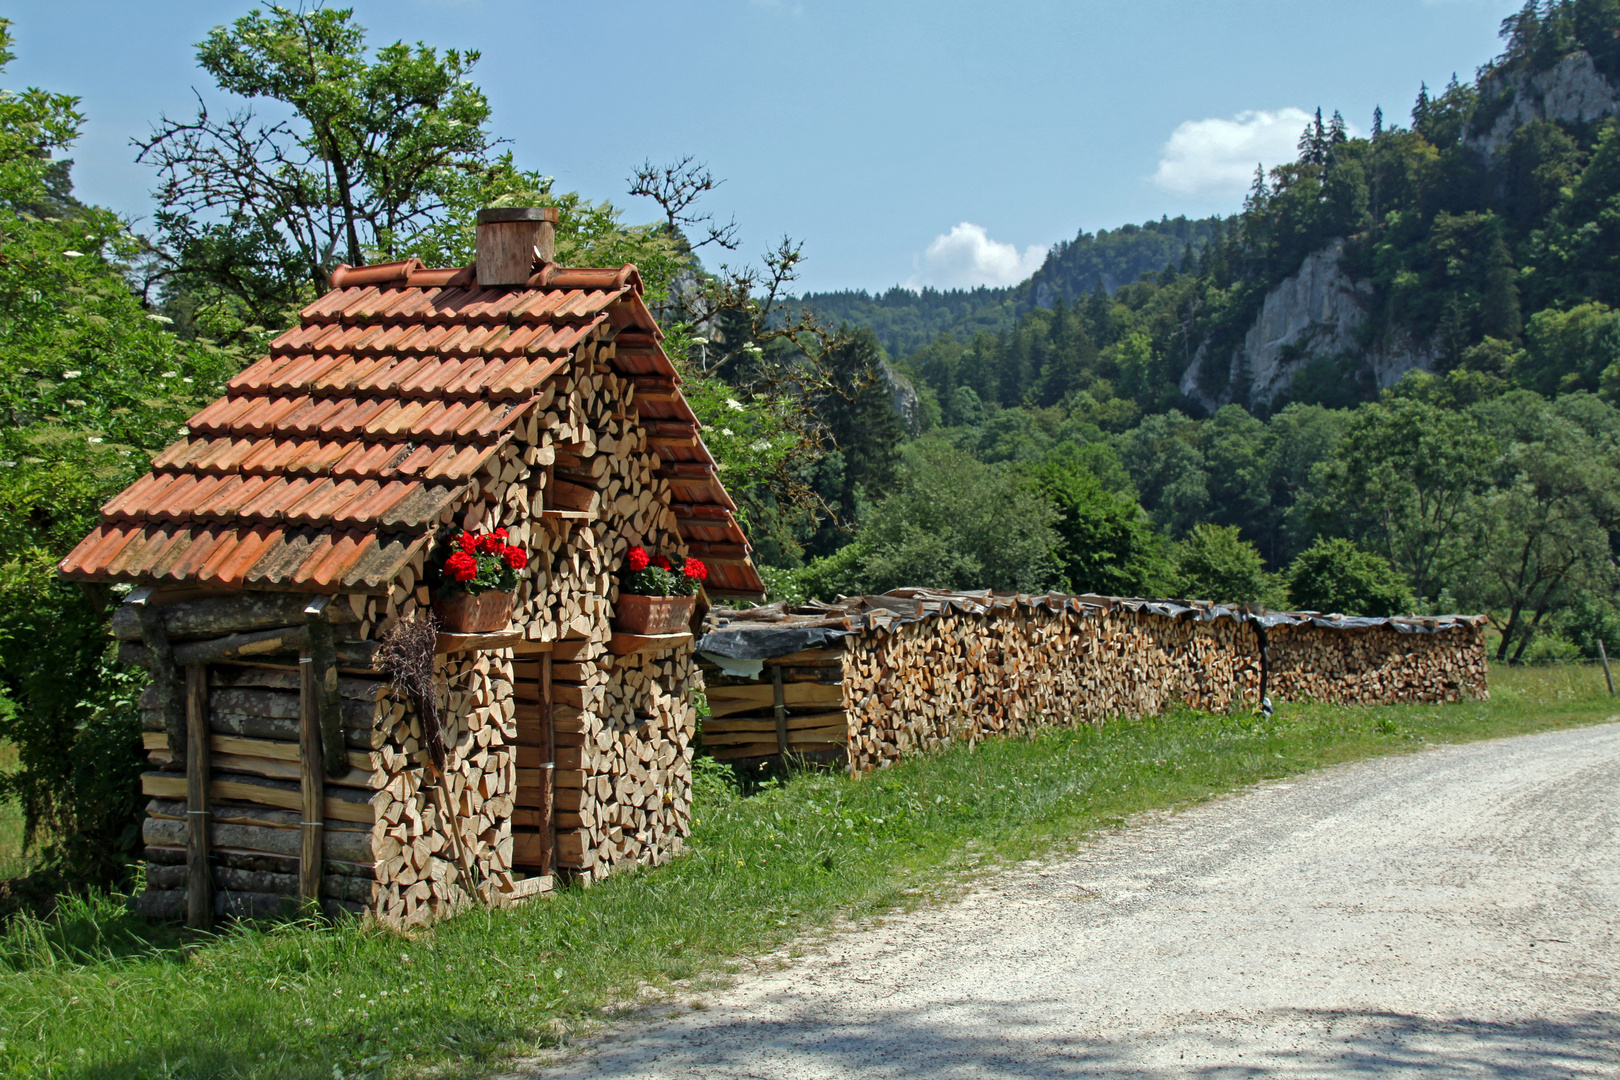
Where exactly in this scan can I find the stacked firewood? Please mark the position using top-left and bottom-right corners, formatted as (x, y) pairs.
(540, 644), (697, 876)
(700, 591), (1488, 775)
(838, 601), (1262, 772)
(1264, 621), (1489, 703)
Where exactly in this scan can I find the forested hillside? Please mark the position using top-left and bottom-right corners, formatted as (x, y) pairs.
(792, 215), (1219, 359)
(768, 0), (1620, 680)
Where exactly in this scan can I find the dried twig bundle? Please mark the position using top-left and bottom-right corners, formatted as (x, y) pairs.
(376, 612), (446, 772)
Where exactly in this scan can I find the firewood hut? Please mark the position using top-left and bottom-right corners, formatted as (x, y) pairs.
(59, 207), (765, 927)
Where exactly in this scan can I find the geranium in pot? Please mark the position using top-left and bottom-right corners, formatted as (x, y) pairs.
(614, 546), (707, 635)
(430, 528), (528, 633)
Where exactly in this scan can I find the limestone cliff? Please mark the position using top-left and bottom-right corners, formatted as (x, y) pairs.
(1180, 240), (1437, 412)
(1467, 51), (1620, 159)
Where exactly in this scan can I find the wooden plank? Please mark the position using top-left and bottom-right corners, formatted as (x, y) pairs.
(436, 630), (524, 653)
(706, 682), (843, 718)
(607, 632), (692, 656)
(141, 773), (376, 824)
(298, 656), (323, 907)
(185, 664), (212, 929)
(704, 725), (847, 747)
(141, 731), (376, 771)
(704, 711), (848, 734)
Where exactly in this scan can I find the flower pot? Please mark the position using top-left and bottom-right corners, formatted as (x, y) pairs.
(432, 590), (514, 634)
(613, 594), (696, 636)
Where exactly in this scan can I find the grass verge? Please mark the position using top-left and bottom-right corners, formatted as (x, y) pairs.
(0, 663), (1613, 1079)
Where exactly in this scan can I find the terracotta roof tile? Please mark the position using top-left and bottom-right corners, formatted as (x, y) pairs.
(62, 259), (761, 597)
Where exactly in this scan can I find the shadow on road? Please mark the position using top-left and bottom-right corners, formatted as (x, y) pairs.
(559, 1003), (1620, 1078)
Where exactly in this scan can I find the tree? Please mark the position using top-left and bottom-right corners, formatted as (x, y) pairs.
(1284, 538), (1413, 616)
(1457, 390), (1620, 660)
(1033, 446), (1169, 596)
(1170, 524), (1283, 605)
(0, 21), (244, 894)
(1114, 410), (1210, 536)
(138, 5), (497, 320)
(798, 440), (1059, 598)
(1319, 396), (1495, 604)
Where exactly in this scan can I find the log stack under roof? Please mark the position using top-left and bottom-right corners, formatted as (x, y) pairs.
(697, 590), (1489, 772)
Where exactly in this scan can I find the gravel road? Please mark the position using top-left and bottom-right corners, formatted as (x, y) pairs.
(529, 723), (1620, 1079)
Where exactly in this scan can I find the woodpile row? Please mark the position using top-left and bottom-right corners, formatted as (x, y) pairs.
(1263, 620), (1489, 704)
(699, 591), (1490, 772)
(129, 327), (699, 928)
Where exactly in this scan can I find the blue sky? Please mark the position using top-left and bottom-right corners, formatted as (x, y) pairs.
(5, 0), (1520, 293)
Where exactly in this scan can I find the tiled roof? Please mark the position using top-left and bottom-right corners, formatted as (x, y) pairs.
(60, 259), (765, 598)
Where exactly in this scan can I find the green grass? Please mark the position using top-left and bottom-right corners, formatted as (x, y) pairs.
(0, 663), (1614, 1079)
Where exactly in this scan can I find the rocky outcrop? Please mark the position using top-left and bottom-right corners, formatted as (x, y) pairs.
(1467, 51), (1620, 159)
(1180, 240), (1437, 412)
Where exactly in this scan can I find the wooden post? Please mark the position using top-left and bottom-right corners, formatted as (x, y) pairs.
(772, 665), (789, 764)
(540, 652), (555, 875)
(1600, 639), (1616, 696)
(184, 664), (212, 928)
(304, 596), (346, 776)
(297, 655), (324, 907)
(132, 589), (185, 773)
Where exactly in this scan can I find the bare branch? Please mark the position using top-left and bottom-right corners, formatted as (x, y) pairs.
(627, 156), (740, 251)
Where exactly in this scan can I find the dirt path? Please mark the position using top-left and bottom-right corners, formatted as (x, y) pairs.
(528, 723), (1620, 1078)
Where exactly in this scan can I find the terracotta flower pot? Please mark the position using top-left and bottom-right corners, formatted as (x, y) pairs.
(613, 593), (696, 636)
(432, 590), (514, 634)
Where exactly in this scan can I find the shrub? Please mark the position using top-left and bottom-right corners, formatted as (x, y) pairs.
(1170, 523), (1283, 606)
(1284, 537), (1414, 616)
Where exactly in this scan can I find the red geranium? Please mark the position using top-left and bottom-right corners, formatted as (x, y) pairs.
(458, 530), (477, 553)
(682, 557), (708, 581)
(626, 546), (650, 572)
(445, 550), (478, 582)
(652, 554), (672, 571)
(502, 545), (528, 570)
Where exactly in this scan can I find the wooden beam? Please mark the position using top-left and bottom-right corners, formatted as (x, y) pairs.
(772, 665), (788, 762)
(606, 631), (692, 656)
(304, 596), (346, 779)
(132, 589), (186, 773)
(297, 656), (324, 908)
(184, 664), (212, 929)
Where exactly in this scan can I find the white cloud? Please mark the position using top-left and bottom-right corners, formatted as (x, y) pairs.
(905, 222), (1048, 290)
(1151, 108), (1323, 198)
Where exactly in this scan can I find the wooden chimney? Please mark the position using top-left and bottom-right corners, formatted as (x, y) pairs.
(476, 207), (558, 287)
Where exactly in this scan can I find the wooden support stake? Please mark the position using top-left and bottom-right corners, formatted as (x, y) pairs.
(541, 652), (556, 875)
(1600, 639), (1615, 696)
(132, 592), (185, 772)
(297, 655), (324, 907)
(772, 665), (790, 764)
(304, 597), (346, 777)
(184, 664), (212, 928)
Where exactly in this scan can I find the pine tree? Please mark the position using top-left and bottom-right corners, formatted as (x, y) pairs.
(1328, 110), (1349, 145)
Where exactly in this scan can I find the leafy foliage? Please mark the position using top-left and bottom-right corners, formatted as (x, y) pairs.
(1283, 538), (1414, 616)
(0, 21), (243, 891)
(1169, 524), (1283, 606)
